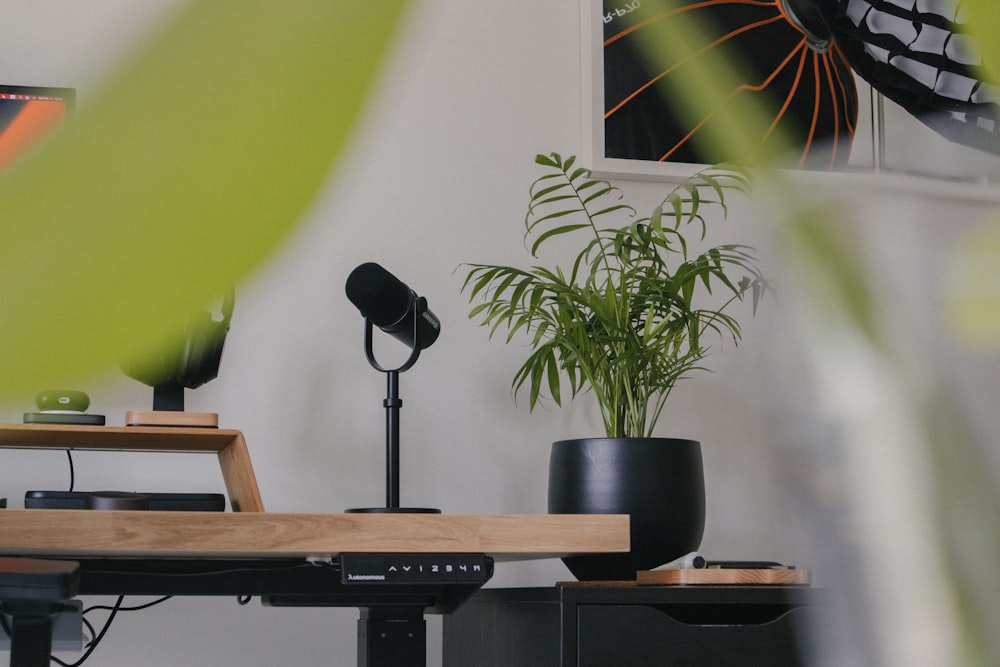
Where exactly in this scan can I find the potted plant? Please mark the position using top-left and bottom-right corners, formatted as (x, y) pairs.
(461, 152), (768, 579)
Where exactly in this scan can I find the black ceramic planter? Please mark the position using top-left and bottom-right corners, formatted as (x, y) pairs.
(548, 437), (705, 581)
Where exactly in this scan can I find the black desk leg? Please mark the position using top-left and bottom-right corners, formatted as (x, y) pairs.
(358, 608), (425, 667)
(5, 603), (58, 667)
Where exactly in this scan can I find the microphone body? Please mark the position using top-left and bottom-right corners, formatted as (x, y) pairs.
(346, 262), (441, 350)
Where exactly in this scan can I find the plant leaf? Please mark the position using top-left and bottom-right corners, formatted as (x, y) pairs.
(461, 154), (767, 436)
(0, 0), (408, 393)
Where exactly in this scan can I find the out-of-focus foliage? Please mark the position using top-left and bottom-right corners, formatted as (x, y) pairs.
(0, 1), (408, 393)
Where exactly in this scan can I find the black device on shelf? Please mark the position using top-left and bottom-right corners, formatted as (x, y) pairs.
(24, 491), (226, 512)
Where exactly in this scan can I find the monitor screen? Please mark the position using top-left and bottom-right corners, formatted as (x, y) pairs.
(0, 84), (75, 171)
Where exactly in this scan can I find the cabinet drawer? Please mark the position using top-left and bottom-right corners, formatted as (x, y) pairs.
(577, 603), (811, 667)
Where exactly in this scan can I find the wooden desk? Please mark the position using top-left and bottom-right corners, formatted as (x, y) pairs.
(0, 510), (630, 560)
(0, 423), (630, 666)
(0, 512), (627, 667)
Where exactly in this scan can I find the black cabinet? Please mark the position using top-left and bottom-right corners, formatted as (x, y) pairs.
(443, 585), (821, 666)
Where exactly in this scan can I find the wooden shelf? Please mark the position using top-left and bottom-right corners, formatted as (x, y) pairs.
(0, 511), (631, 560)
(0, 423), (264, 512)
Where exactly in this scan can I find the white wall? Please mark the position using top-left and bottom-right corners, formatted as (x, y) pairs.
(3, 2), (1000, 665)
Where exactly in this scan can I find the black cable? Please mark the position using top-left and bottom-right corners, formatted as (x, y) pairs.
(79, 617), (96, 646)
(41, 561), (334, 664)
(83, 596), (173, 614)
(80, 560), (331, 580)
(50, 595), (124, 667)
(65, 450), (75, 492)
(48, 596), (173, 667)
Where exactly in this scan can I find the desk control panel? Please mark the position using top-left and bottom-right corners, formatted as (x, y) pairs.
(262, 553), (494, 615)
(340, 553), (492, 585)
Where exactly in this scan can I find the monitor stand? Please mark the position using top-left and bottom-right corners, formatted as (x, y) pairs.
(125, 381), (219, 428)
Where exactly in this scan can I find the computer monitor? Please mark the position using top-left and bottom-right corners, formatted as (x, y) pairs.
(0, 84), (75, 170)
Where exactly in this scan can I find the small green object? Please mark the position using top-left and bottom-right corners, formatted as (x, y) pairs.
(35, 389), (90, 413)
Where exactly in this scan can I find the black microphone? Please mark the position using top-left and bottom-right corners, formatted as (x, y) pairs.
(345, 262), (441, 350)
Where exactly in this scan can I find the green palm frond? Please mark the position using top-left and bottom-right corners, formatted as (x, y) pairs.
(461, 153), (769, 438)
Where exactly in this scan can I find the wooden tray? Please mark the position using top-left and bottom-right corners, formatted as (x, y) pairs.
(636, 567), (811, 586)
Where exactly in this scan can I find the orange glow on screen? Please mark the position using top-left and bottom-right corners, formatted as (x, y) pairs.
(0, 98), (67, 170)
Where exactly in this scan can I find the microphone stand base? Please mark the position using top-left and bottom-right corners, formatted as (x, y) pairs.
(345, 507), (441, 514)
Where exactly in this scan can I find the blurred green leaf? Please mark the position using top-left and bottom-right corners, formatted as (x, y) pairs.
(946, 0), (1000, 349)
(947, 223), (1000, 348)
(963, 0), (1000, 75)
(0, 0), (408, 394)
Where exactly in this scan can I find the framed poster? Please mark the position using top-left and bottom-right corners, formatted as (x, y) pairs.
(583, 0), (1000, 184)
(581, 0), (860, 180)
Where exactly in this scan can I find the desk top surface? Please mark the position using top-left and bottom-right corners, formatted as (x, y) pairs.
(0, 510), (630, 561)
